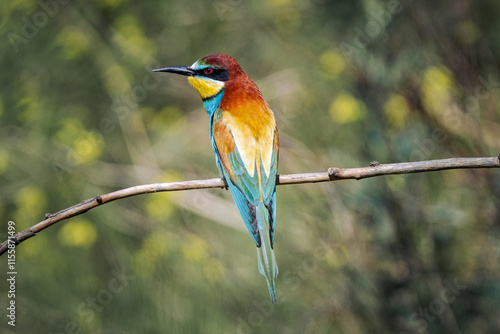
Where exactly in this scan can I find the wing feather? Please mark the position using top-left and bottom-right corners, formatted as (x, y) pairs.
(211, 111), (278, 246)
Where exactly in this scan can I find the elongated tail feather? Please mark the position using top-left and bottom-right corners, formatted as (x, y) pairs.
(256, 202), (278, 303)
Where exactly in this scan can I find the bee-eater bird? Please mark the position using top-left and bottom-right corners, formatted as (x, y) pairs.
(154, 54), (279, 302)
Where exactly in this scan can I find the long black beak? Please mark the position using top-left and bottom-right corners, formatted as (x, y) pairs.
(152, 66), (195, 76)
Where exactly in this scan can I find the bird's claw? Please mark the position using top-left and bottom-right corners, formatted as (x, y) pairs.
(221, 176), (229, 190)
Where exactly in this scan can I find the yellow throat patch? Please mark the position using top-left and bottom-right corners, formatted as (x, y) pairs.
(187, 76), (225, 100)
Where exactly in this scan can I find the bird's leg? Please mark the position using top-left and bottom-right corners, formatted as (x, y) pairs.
(220, 173), (229, 190)
(220, 175), (229, 190)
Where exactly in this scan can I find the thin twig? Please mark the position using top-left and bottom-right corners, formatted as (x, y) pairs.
(1, 156), (499, 256)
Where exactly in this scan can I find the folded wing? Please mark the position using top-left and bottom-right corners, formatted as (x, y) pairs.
(212, 112), (278, 246)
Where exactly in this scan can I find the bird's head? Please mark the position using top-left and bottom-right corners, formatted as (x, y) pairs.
(154, 54), (242, 101)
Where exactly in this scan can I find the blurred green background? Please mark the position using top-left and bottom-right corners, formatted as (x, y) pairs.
(1, 0), (500, 333)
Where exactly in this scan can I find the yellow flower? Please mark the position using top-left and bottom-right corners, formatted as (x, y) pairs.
(384, 94), (410, 128)
(58, 219), (97, 248)
(320, 50), (346, 79)
(329, 91), (366, 124)
(422, 66), (456, 113)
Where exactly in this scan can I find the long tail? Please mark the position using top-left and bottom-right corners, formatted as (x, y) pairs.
(256, 202), (278, 303)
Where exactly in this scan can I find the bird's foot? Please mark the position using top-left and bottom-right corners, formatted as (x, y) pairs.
(221, 176), (229, 190)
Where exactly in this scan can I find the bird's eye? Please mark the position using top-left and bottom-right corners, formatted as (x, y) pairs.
(204, 68), (213, 75)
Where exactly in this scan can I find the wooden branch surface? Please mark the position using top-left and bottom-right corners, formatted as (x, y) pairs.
(1, 156), (499, 256)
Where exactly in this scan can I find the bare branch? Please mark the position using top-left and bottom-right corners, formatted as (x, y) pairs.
(1, 156), (499, 256)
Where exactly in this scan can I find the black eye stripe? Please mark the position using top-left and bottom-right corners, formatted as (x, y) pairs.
(195, 68), (229, 82)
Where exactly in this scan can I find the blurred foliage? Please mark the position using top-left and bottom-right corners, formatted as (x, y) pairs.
(1, 0), (500, 333)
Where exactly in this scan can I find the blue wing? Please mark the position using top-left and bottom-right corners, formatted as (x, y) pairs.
(209, 110), (278, 247)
